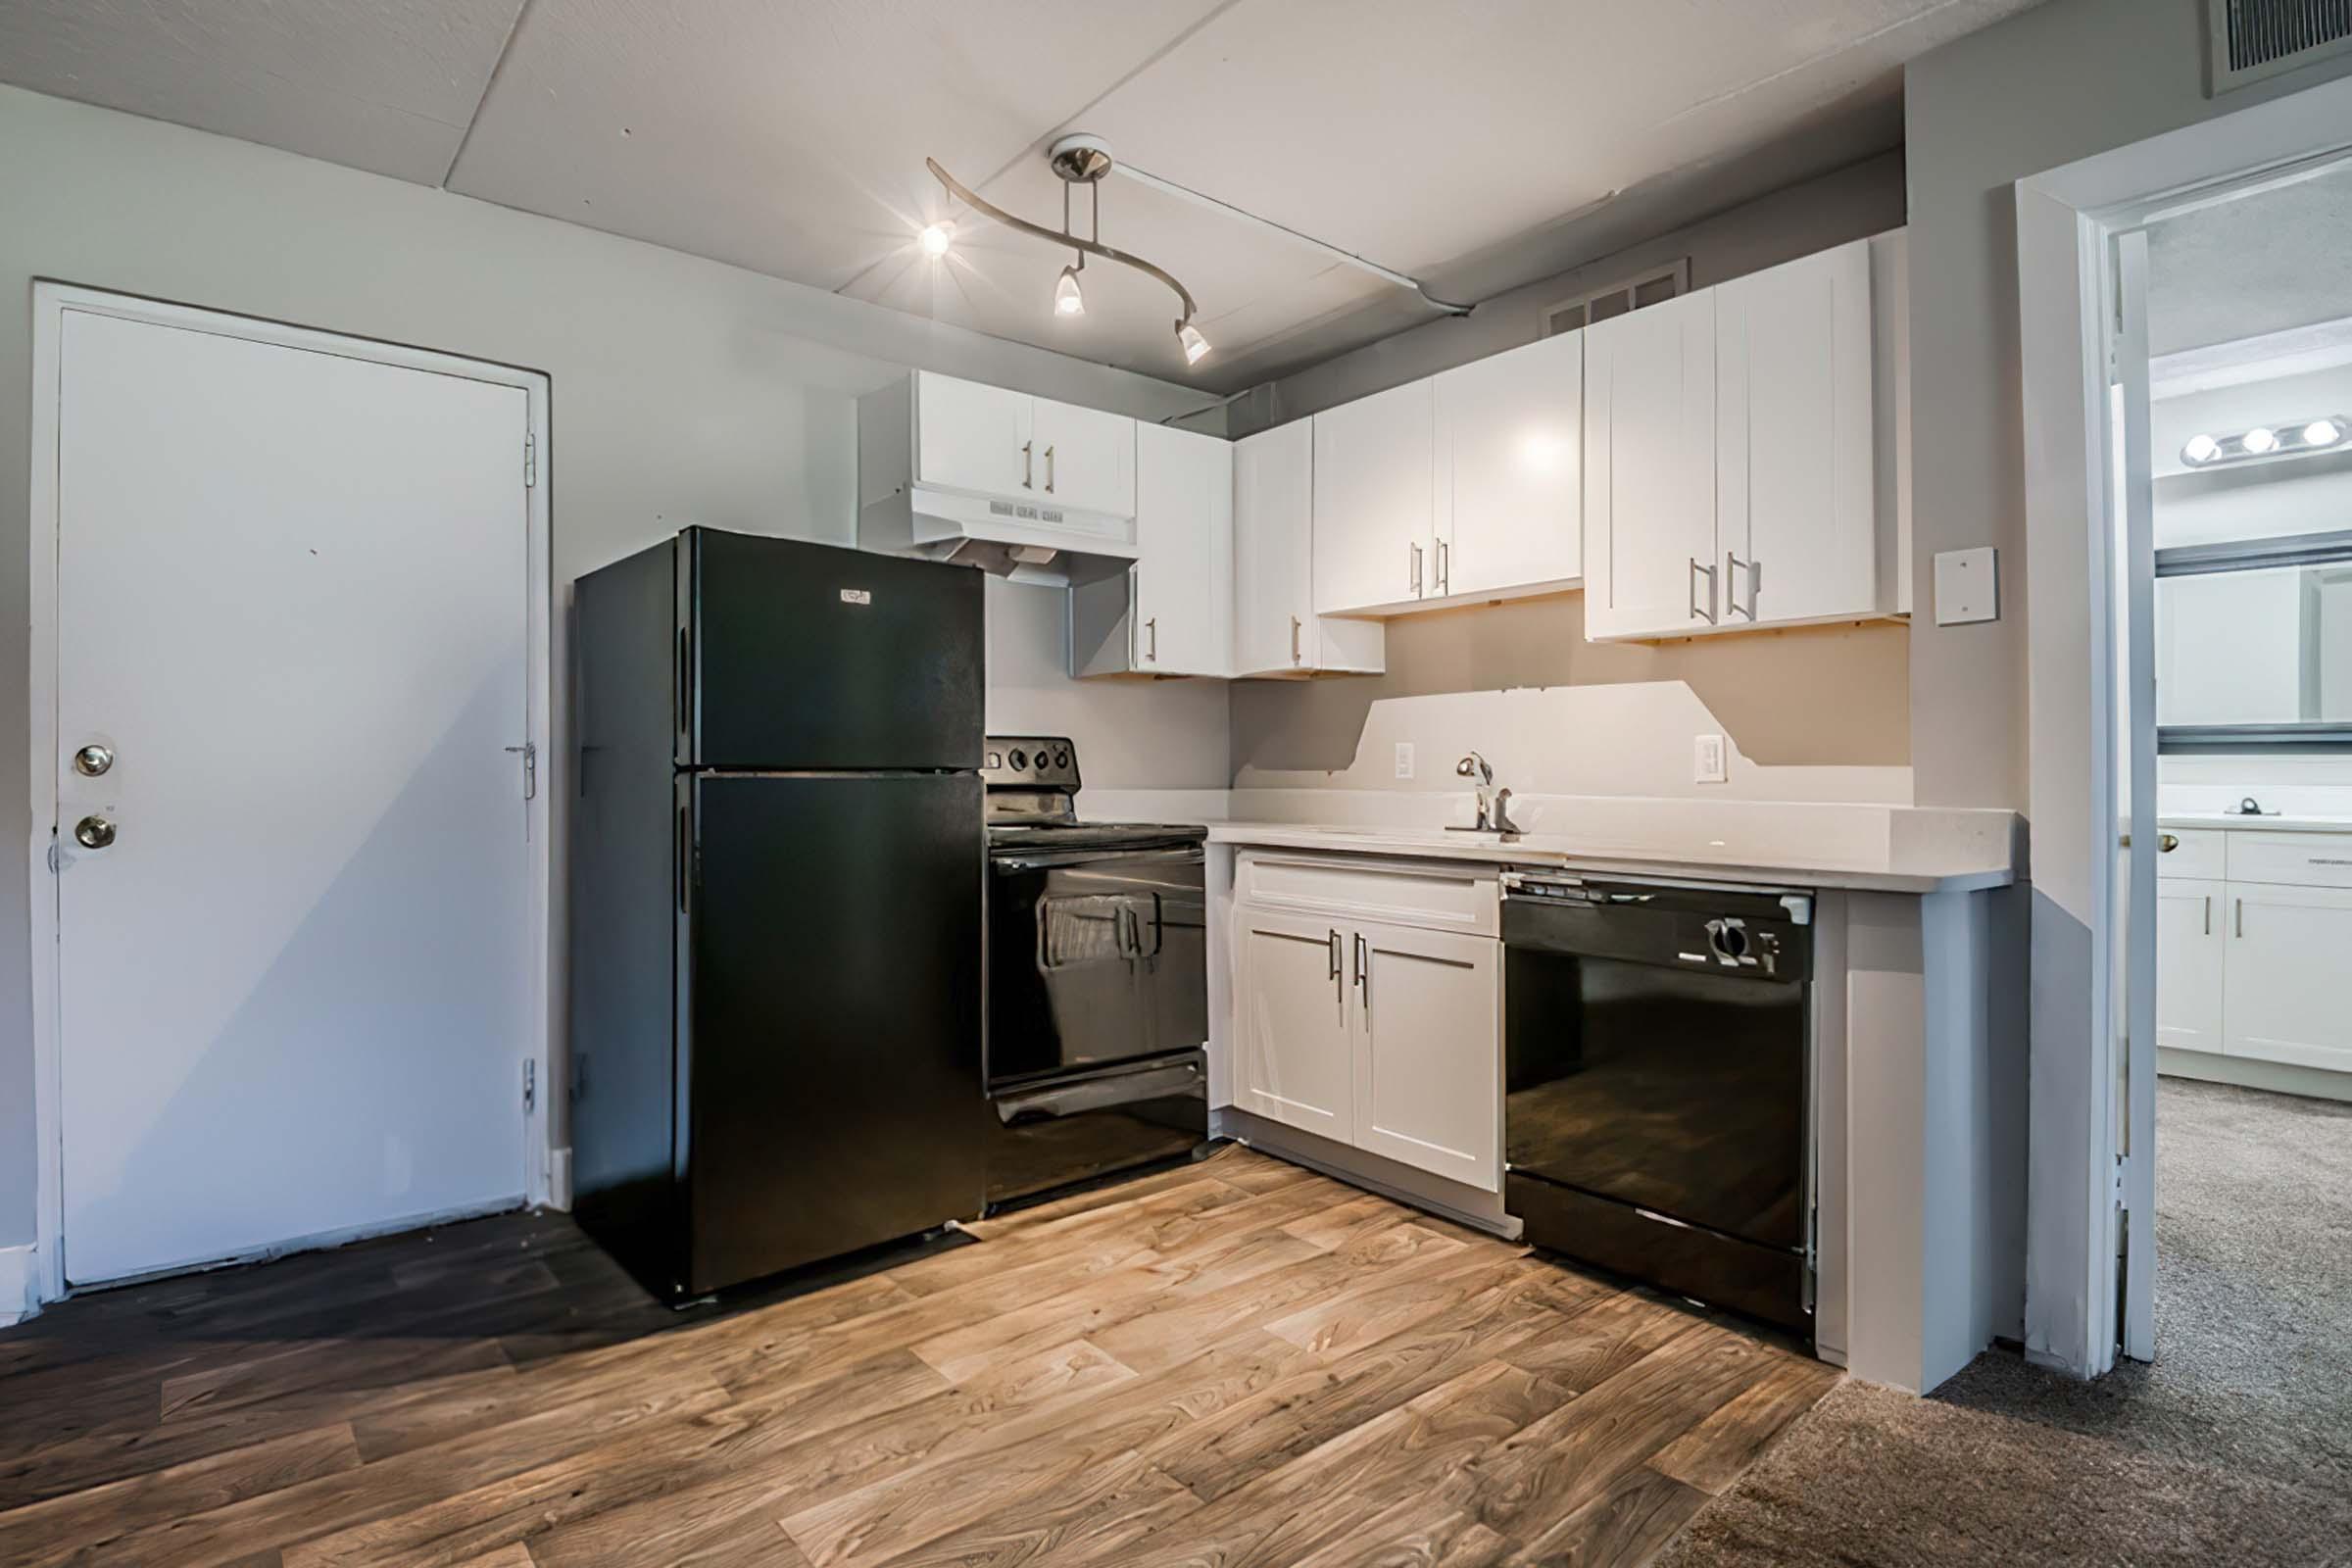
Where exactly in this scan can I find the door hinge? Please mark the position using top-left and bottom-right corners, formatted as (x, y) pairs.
(506, 741), (538, 800)
(2114, 1152), (2131, 1211)
(523, 1057), (537, 1113)
(524, 431), (537, 488)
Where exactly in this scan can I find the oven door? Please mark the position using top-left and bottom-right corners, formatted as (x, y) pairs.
(987, 846), (1205, 1086)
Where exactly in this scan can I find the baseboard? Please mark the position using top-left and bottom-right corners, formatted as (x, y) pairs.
(549, 1147), (574, 1210)
(0, 1242), (35, 1328)
(2159, 1048), (2352, 1104)
(1210, 1106), (1516, 1239)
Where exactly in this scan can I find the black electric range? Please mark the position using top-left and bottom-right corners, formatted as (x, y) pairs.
(981, 736), (1210, 1208)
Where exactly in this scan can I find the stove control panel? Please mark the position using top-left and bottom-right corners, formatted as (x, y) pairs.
(983, 735), (1080, 791)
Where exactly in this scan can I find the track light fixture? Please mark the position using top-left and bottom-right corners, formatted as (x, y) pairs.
(924, 138), (1213, 368)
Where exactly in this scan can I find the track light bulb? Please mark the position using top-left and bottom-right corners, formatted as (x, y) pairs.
(918, 221), (955, 258)
(1054, 264), (1085, 317)
(2304, 419), (2343, 448)
(2243, 426), (2278, 455)
(1176, 320), (1210, 366)
(2182, 433), (2220, 465)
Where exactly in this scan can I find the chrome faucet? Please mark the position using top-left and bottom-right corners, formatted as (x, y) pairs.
(1453, 752), (1521, 835)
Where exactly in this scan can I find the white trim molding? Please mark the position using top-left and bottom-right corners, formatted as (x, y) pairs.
(24, 283), (560, 1308)
(0, 1243), (33, 1328)
(2014, 73), (2352, 1380)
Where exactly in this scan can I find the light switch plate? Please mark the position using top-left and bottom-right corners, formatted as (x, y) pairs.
(1395, 742), (1415, 780)
(1934, 547), (1998, 625)
(1694, 733), (1727, 785)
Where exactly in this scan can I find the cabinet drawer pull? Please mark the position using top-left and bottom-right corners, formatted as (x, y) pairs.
(1689, 558), (1718, 624)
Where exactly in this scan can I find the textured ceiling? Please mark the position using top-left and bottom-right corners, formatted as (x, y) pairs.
(2147, 162), (2352, 359)
(0, 0), (2049, 389)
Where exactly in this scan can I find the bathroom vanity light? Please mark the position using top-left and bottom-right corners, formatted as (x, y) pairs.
(2181, 416), (2347, 468)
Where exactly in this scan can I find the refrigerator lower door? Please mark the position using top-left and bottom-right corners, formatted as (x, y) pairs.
(682, 770), (985, 1294)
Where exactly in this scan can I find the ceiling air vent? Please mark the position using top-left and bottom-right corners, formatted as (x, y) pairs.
(2209, 0), (2352, 94)
(1542, 260), (1689, 337)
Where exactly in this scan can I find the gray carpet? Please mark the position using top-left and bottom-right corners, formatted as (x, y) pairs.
(1655, 1077), (2352, 1567)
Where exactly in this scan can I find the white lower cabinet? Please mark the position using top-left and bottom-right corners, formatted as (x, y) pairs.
(2154, 876), (2225, 1054)
(1351, 920), (1500, 1191)
(2223, 881), (2352, 1072)
(1232, 906), (1354, 1142)
(1232, 884), (1501, 1193)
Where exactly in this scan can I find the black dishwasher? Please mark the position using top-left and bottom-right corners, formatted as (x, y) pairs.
(1502, 871), (1814, 1336)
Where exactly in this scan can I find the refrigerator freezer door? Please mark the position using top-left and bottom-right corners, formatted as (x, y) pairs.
(685, 529), (983, 770)
(682, 770), (986, 1293)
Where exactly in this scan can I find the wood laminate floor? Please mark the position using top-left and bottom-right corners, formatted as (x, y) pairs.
(0, 1148), (1838, 1567)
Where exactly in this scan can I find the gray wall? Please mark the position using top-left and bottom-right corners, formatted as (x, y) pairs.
(1223, 153), (1913, 784)
(1903, 0), (2352, 809)
(0, 84), (1233, 1250)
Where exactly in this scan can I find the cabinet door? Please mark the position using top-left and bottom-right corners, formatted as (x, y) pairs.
(1233, 906), (1355, 1142)
(1351, 921), (1500, 1191)
(1234, 422), (1316, 675)
(1030, 395), (1136, 517)
(1435, 329), (1582, 598)
(913, 371), (1032, 499)
(2223, 881), (2352, 1071)
(1583, 289), (1717, 640)
(1132, 423), (1231, 675)
(2155, 877), (2225, 1054)
(1313, 379), (1435, 614)
(1716, 241), (1876, 625)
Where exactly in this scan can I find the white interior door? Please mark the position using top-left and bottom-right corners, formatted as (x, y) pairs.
(53, 307), (536, 1286)
(2112, 230), (2160, 1364)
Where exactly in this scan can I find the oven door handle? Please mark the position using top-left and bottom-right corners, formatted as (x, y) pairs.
(991, 847), (1204, 872)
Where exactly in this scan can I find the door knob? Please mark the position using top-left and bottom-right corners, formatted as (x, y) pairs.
(74, 815), (117, 850)
(2159, 833), (2180, 853)
(73, 744), (113, 777)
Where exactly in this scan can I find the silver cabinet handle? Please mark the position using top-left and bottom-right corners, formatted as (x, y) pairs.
(1689, 558), (1718, 624)
(1409, 542), (1423, 597)
(1045, 444), (1056, 494)
(2203, 895), (2211, 937)
(1437, 538), (1449, 594)
(1291, 615), (1302, 664)
(1145, 616), (1157, 662)
(1021, 440), (1034, 489)
(1727, 553), (1758, 619)
(2235, 898), (2244, 939)
(1352, 932), (1369, 1010)
(1328, 928), (1342, 992)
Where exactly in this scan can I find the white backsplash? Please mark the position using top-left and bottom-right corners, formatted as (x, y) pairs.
(2159, 755), (2352, 818)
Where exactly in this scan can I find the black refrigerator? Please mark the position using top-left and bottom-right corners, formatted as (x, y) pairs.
(569, 527), (988, 1301)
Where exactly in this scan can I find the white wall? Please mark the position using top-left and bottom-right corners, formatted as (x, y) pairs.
(0, 83), (1231, 1248)
(1904, 0), (2352, 813)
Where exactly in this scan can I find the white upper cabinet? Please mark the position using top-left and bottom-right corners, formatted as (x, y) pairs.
(1030, 394), (1137, 518)
(1584, 288), (1719, 639)
(1069, 422), (1230, 678)
(1435, 329), (1583, 599)
(912, 371), (1032, 499)
(1233, 421), (1384, 677)
(1716, 239), (1876, 625)
(1312, 379), (1436, 614)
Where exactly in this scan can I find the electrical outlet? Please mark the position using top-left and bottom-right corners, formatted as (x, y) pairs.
(1694, 734), (1728, 785)
(1395, 742), (1415, 780)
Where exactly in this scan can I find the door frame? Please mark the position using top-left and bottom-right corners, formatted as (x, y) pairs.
(2014, 73), (2352, 1379)
(24, 283), (556, 1308)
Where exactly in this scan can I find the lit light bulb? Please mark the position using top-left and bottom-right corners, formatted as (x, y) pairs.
(1176, 320), (1210, 366)
(2243, 426), (2278, 455)
(2182, 433), (2220, 465)
(918, 221), (955, 258)
(2303, 418), (2343, 448)
(1054, 264), (1085, 317)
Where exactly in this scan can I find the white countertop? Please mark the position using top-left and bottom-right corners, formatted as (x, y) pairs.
(1205, 820), (2016, 895)
(2162, 812), (2352, 834)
